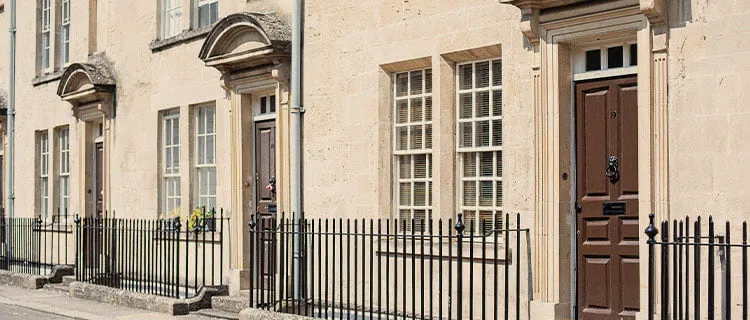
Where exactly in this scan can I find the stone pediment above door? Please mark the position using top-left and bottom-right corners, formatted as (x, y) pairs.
(199, 12), (291, 73)
(57, 54), (116, 120)
(502, 0), (666, 48)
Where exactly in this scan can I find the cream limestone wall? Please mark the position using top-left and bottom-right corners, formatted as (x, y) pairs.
(302, 0), (536, 222)
(667, 0), (750, 223)
(5, 0), (289, 221)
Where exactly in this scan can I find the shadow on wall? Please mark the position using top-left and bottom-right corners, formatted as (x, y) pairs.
(669, 0), (693, 28)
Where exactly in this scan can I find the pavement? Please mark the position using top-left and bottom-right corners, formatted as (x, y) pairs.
(0, 285), (217, 320)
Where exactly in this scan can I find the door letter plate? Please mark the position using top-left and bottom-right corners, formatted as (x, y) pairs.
(602, 202), (626, 215)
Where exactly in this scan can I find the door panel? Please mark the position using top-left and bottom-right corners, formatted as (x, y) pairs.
(576, 76), (639, 320)
(255, 121), (276, 215)
(254, 120), (276, 295)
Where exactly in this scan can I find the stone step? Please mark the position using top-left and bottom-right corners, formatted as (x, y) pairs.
(62, 275), (76, 286)
(193, 308), (240, 320)
(43, 283), (69, 295)
(211, 295), (250, 313)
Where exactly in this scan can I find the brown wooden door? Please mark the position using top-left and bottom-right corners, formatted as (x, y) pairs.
(254, 120), (276, 294)
(576, 76), (639, 320)
(95, 142), (104, 218)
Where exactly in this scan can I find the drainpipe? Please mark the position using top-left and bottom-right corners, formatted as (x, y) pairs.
(290, 0), (304, 304)
(6, 0), (16, 263)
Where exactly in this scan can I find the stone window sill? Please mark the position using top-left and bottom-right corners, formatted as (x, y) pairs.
(149, 26), (212, 53)
(32, 70), (63, 87)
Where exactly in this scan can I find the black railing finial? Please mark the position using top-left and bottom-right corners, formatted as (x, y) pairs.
(248, 218), (256, 231)
(74, 214), (81, 225)
(455, 213), (465, 234)
(173, 216), (181, 232)
(645, 213), (659, 244)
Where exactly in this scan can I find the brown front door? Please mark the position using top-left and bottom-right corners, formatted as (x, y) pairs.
(254, 120), (276, 294)
(576, 76), (639, 320)
(95, 142), (104, 218)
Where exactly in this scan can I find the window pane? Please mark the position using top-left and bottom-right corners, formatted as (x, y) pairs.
(479, 181), (493, 206)
(492, 90), (502, 116)
(459, 64), (473, 90)
(424, 69), (432, 93)
(209, 167), (217, 196)
(463, 152), (476, 177)
(399, 183), (411, 206)
(410, 125), (422, 149)
(206, 135), (215, 164)
(459, 122), (472, 148)
(197, 136), (205, 164)
(399, 155), (411, 179)
(414, 154), (426, 178)
(395, 73), (408, 97)
(630, 44), (638, 66)
(479, 152), (493, 176)
(173, 147), (180, 170)
(492, 119), (502, 146)
(396, 127), (408, 150)
(459, 93), (472, 119)
(608, 46), (624, 68)
(198, 5), (209, 27)
(260, 96), (267, 114)
(462, 181), (476, 206)
(411, 98), (423, 122)
(396, 100), (408, 123)
(410, 71), (423, 95)
(424, 97), (432, 121)
(491, 60), (502, 86)
(475, 61), (490, 88)
(414, 182), (426, 206)
(477, 91), (490, 117)
(585, 49), (601, 71)
(424, 124), (432, 149)
(270, 95), (276, 113)
(210, 2), (218, 24)
(475, 120), (490, 147)
(207, 107), (215, 133)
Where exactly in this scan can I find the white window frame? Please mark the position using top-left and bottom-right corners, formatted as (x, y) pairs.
(455, 59), (503, 235)
(194, 104), (216, 210)
(41, 0), (52, 71)
(61, 0), (71, 65)
(253, 93), (277, 122)
(161, 0), (183, 39)
(58, 127), (70, 218)
(162, 111), (181, 216)
(392, 68), (433, 232)
(39, 131), (50, 220)
(573, 40), (638, 81)
(194, 0), (219, 29)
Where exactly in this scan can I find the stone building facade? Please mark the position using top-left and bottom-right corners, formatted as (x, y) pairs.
(0, 0), (748, 319)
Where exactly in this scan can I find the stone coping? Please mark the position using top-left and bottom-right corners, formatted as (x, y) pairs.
(0, 265), (74, 289)
(69, 281), (228, 315)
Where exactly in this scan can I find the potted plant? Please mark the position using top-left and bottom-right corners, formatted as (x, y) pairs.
(187, 207), (215, 233)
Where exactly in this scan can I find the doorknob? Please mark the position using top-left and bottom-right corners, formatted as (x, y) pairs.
(605, 156), (619, 183)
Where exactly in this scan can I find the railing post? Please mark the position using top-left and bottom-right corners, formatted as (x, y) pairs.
(248, 217), (256, 308)
(645, 213), (659, 320)
(174, 217), (181, 299)
(74, 215), (80, 281)
(455, 213), (465, 320)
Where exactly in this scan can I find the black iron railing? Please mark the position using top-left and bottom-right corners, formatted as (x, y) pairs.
(646, 213), (748, 320)
(0, 213), (74, 275)
(249, 213), (532, 320)
(74, 208), (230, 298)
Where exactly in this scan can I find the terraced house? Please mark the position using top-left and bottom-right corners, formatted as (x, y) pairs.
(0, 0), (748, 319)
